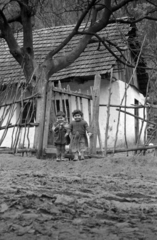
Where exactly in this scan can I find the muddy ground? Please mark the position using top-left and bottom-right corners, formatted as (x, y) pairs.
(0, 152), (157, 240)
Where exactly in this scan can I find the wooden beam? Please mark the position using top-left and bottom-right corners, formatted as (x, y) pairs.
(53, 87), (92, 100)
(0, 93), (41, 108)
(100, 104), (150, 108)
(107, 145), (157, 153)
(116, 108), (156, 126)
(0, 123), (39, 130)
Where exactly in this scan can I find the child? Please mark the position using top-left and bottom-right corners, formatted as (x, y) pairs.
(69, 110), (92, 160)
(52, 111), (70, 161)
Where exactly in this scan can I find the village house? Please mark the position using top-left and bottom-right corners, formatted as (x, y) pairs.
(0, 20), (148, 153)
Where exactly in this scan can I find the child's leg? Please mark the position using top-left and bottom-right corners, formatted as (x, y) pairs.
(80, 151), (85, 160)
(73, 151), (79, 161)
(60, 145), (66, 160)
(79, 138), (87, 160)
(56, 145), (61, 160)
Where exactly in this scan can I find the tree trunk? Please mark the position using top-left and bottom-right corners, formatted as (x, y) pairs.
(34, 65), (48, 159)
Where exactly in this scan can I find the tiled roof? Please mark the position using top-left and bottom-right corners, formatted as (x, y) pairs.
(0, 22), (130, 83)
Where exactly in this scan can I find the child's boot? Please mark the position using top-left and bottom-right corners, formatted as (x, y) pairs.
(60, 154), (66, 161)
(56, 154), (61, 161)
(73, 152), (79, 161)
(80, 151), (85, 160)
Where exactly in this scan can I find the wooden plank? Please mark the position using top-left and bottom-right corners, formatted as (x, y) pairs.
(90, 73), (101, 154)
(75, 96), (79, 109)
(78, 89), (83, 112)
(67, 85), (72, 122)
(107, 145), (157, 153)
(53, 91), (57, 114)
(58, 81), (63, 111)
(43, 82), (53, 150)
(80, 97), (83, 112)
(88, 99), (92, 125)
(87, 90), (92, 125)
(99, 104), (149, 108)
(59, 92), (63, 111)
(63, 93), (68, 120)
(97, 124), (103, 153)
(117, 109), (156, 126)
(104, 68), (113, 156)
(53, 87), (92, 99)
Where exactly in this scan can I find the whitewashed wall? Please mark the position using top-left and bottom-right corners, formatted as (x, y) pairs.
(100, 80), (146, 148)
(62, 78), (146, 148)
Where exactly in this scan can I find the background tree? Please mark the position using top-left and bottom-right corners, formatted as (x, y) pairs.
(0, 0), (157, 87)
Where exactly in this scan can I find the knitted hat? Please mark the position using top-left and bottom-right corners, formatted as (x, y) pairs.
(56, 111), (65, 117)
(72, 109), (83, 117)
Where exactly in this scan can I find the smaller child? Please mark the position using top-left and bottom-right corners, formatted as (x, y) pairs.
(69, 110), (92, 160)
(52, 111), (69, 161)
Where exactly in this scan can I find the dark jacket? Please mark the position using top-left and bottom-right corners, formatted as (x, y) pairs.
(53, 120), (69, 145)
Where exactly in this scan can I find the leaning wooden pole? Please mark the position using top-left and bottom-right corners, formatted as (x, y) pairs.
(137, 76), (150, 147)
(113, 35), (146, 152)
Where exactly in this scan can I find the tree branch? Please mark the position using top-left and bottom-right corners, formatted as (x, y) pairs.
(45, 0), (98, 60)
(0, 10), (23, 65)
(19, 0), (33, 56)
(112, 0), (134, 12)
(47, 0), (112, 77)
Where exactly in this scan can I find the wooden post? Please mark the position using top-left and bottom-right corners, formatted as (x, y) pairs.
(87, 90), (92, 125)
(58, 81), (63, 111)
(63, 93), (68, 119)
(67, 85), (72, 122)
(79, 89), (83, 112)
(42, 82), (53, 151)
(124, 80), (128, 152)
(90, 73), (101, 154)
(75, 96), (79, 109)
(104, 68), (113, 156)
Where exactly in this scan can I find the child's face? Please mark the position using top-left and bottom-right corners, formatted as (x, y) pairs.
(57, 116), (65, 122)
(74, 114), (82, 121)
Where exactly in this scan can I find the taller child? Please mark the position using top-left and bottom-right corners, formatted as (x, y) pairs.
(69, 110), (92, 160)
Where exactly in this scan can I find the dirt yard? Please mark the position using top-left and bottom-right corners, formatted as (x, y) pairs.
(0, 152), (157, 240)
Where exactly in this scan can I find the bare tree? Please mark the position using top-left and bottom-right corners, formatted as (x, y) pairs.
(0, 0), (157, 87)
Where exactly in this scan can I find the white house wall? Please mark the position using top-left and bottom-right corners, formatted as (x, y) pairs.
(62, 78), (146, 149)
(118, 80), (146, 146)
